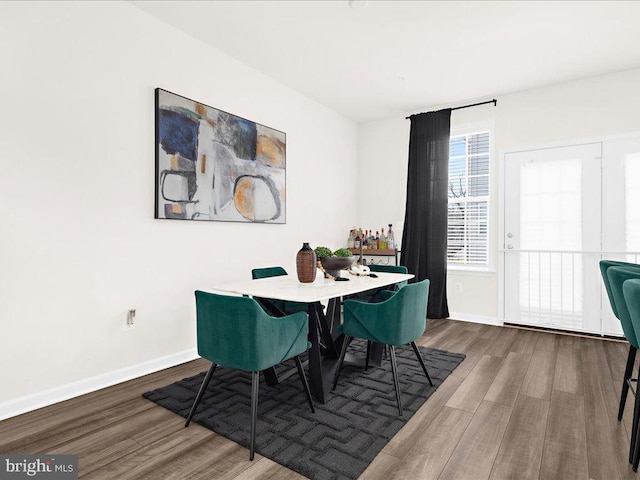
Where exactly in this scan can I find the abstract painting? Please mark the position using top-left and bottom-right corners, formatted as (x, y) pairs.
(155, 88), (286, 223)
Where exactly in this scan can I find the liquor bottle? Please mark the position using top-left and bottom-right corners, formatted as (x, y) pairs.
(363, 230), (368, 249)
(374, 230), (379, 250)
(348, 228), (355, 249)
(387, 224), (395, 250)
(379, 228), (387, 249)
(355, 231), (361, 249)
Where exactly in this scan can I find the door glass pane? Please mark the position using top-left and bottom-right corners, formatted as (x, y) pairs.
(520, 159), (582, 251)
(626, 153), (640, 251)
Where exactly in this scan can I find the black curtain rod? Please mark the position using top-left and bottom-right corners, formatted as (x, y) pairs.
(406, 98), (497, 119)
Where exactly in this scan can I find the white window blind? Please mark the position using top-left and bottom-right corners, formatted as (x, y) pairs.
(448, 131), (490, 266)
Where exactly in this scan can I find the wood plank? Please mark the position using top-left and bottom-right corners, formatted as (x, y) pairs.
(534, 331), (558, 353)
(359, 452), (400, 480)
(438, 401), (512, 480)
(178, 437), (259, 480)
(138, 433), (258, 480)
(420, 318), (448, 339)
(581, 337), (617, 393)
(583, 385), (637, 480)
(446, 355), (504, 413)
(419, 320), (460, 349)
(210, 458), (306, 480)
(484, 351), (532, 407)
(382, 374), (463, 458)
(449, 348), (485, 379)
(539, 390), (588, 480)
(483, 327), (518, 357)
(0, 398), (155, 452)
(83, 426), (219, 480)
(553, 335), (583, 395)
(389, 406), (473, 480)
(508, 328), (539, 354)
(49, 406), (188, 475)
(126, 406), (187, 446)
(613, 379), (634, 442)
(465, 333), (493, 354)
(488, 395), (549, 480)
(437, 327), (482, 354)
(603, 340), (631, 389)
(462, 321), (485, 332)
(520, 349), (556, 401)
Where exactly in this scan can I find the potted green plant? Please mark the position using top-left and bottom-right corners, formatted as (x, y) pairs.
(315, 247), (355, 278)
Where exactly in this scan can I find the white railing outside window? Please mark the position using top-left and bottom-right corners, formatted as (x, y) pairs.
(504, 249), (639, 335)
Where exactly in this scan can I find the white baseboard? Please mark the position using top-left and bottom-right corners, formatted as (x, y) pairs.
(447, 312), (503, 326)
(0, 348), (199, 421)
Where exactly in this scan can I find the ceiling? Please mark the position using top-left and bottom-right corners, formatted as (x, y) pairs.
(132, 1), (640, 123)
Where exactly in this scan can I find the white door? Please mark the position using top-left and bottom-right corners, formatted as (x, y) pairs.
(503, 143), (604, 333)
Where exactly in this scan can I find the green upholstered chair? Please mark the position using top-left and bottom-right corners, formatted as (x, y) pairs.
(346, 264), (409, 305)
(623, 278), (640, 471)
(251, 266), (287, 280)
(332, 279), (433, 416)
(185, 290), (315, 460)
(251, 267), (308, 315)
(605, 264), (640, 465)
(600, 261), (640, 420)
(369, 264), (409, 290)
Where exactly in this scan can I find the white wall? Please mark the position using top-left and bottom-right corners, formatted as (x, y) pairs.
(358, 67), (640, 320)
(0, 2), (358, 410)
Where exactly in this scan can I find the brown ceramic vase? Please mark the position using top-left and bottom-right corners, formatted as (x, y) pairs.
(296, 243), (317, 283)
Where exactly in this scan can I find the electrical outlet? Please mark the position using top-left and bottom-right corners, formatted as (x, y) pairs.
(455, 282), (463, 293)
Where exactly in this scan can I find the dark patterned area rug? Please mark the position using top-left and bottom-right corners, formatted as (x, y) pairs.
(143, 343), (465, 480)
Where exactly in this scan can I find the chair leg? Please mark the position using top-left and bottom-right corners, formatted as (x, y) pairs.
(620, 346), (637, 421)
(365, 340), (371, 371)
(250, 371), (259, 461)
(634, 411), (640, 471)
(630, 373), (640, 466)
(294, 356), (315, 413)
(185, 363), (217, 427)
(333, 335), (352, 391)
(389, 345), (403, 416)
(411, 341), (434, 387)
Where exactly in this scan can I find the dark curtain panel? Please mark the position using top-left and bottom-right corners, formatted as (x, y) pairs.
(401, 109), (451, 319)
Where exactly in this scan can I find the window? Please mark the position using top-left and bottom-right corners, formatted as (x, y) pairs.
(448, 130), (490, 267)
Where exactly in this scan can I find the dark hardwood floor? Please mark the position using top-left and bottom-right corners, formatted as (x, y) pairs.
(0, 319), (636, 479)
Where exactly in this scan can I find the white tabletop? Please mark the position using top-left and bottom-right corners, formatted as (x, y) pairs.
(210, 272), (414, 303)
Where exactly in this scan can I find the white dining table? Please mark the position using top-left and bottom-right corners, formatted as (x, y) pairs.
(211, 271), (414, 403)
(211, 271), (414, 303)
